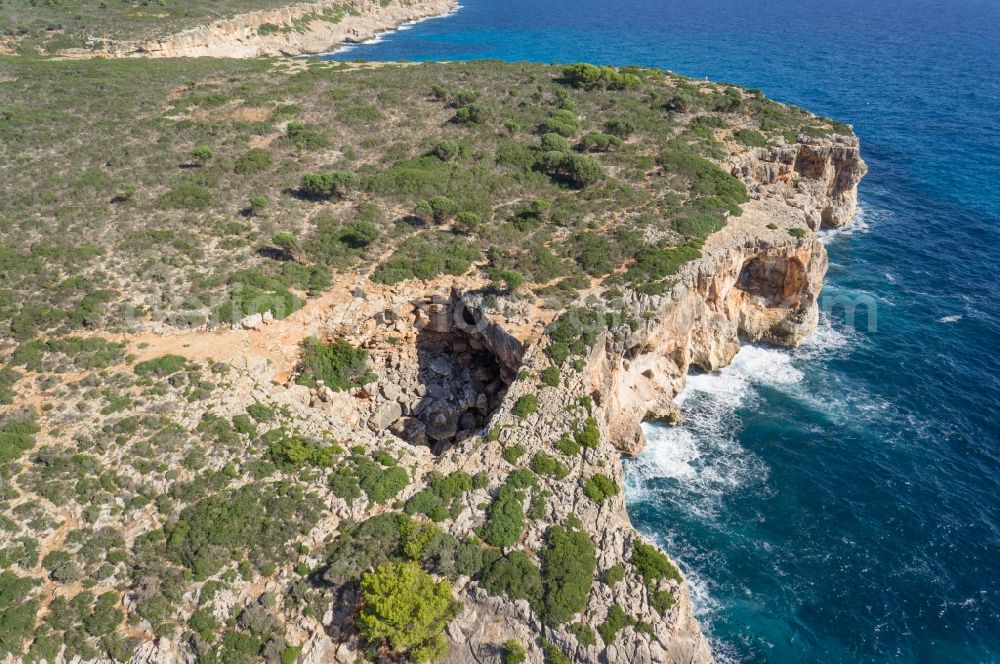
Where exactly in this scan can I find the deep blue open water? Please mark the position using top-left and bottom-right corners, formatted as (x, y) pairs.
(320, 1), (1000, 661)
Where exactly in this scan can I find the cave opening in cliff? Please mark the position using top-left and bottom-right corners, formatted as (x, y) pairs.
(735, 255), (806, 309)
(377, 299), (520, 455)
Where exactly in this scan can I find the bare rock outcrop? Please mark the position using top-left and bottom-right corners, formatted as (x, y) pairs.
(729, 133), (867, 228)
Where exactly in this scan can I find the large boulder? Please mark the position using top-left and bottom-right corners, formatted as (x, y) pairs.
(368, 401), (402, 431)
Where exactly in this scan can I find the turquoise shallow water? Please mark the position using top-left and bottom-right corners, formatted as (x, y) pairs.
(321, 1), (1000, 661)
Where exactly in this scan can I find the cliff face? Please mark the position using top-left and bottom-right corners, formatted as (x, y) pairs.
(71, 0), (456, 58)
(729, 134), (867, 228)
(595, 135), (863, 457)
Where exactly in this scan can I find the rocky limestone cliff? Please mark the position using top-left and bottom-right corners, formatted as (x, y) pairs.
(238, 133), (861, 664)
(729, 133), (867, 228)
(591, 134), (865, 457)
(69, 0), (456, 58)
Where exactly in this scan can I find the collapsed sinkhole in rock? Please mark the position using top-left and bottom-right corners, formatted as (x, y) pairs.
(371, 295), (522, 455)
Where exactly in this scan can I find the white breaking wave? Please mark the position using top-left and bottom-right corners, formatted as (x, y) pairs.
(795, 312), (857, 360)
(819, 204), (872, 245)
(624, 315), (865, 623)
(625, 344), (802, 518)
(938, 314), (962, 323)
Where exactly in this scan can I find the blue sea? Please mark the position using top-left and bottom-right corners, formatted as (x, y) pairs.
(320, 1), (1000, 661)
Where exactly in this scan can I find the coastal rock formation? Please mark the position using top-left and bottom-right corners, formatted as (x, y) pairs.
(71, 0), (457, 58)
(729, 133), (867, 228)
(592, 201), (829, 457)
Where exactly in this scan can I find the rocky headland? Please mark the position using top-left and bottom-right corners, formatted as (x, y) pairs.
(0, 58), (865, 664)
(110, 132), (863, 664)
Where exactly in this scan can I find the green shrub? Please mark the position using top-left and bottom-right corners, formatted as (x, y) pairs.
(300, 171), (357, 199)
(538, 524), (596, 625)
(561, 63), (641, 91)
(431, 139), (465, 162)
(480, 484), (525, 548)
(234, 148), (273, 174)
(0, 367), (19, 406)
(358, 561), (459, 664)
(242, 197), (267, 217)
(454, 103), (489, 124)
(189, 145), (213, 164)
(532, 453), (569, 480)
(84, 591), (123, 637)
(579, 132), (623, 152)
(658, 150), (748, 209)
(651, 588), (676, 614)
(404, 471), (472, 522)
(540, 638), (571, 664)
(582, 473), (620, 504)
(506, 469), (539, 490)
(372, 233), (480, 284)
(597, 604), (634, 645)
(540, 133), (571, 152)
(246, 403), (275, 422)
(625, 242), (702, 290)
(541, 109), (578, 137)
(134, 354), (187, 377)
(268, 434), (338, 469)
(539, 366), (560, 387)
(632, 541), (682, 585)
(568, 622), (597, 646)
(502, 445), (526, 464)
(159, 183), (211, 210)
(734, 128), (768, 147)
(417, 195), (460, 223)
(602, 564), (626, 585)
(501, 640), (526, 664)
(605, 119), (636, 138)
(672, 212), (726, 239)
(0, 571), (36, 656)
(294, 337), (375, 390)
(356, 458), (409, 504)
(286, 121), (330, 150)
(481, 551), (542, 604)
(165, 483), (322, 580)
(554, 433), (580, 457)
(575, 417), (600, 449)
(0, 417), (40, 464)
(490, 268), (524, 293)
(537, 151), (604, 188)
(496, 141), (537, 170)
(330, 466), (363, 505)
(512, 394), (538, 418)
(788, 227), (807, 238)
(455, 211), (482, 232)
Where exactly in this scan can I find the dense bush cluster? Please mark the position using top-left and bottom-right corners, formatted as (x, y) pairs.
(405, 471), (472, 522)
(359, 562), (459, 663)
(538, 524), (596, 625)
(561, 64), (642, 91)
(583, 473), (620, 504)
(294, 337), (376, 391)
(632, 541), (682, 614)
(164, 482), (322, 580)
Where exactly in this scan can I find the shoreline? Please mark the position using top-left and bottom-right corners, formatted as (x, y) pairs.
(50, 0), (458, 59)
(313, 2), (461, 57)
